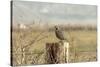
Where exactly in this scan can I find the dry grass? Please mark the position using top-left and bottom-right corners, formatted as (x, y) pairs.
(12, 28), (97, 66)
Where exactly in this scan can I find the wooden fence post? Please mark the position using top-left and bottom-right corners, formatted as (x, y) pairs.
(64, 42), (69, 63)
(45, 41), (69, 64)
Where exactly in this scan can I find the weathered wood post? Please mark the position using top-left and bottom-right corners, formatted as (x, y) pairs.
(45, 41), (69, 64)
(64, 42), (69, 63)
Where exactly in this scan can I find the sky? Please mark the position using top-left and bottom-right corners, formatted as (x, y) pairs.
(12, 1), (97, 25)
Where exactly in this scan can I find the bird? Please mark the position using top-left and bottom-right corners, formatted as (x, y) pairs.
(54, 26), (66, 40)
(54, 26), (68, 63)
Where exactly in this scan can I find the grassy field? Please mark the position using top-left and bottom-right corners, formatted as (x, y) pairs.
(12, 29), (97, 65)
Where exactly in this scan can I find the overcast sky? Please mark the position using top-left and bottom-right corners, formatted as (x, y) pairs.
(12, 1), (97, 25)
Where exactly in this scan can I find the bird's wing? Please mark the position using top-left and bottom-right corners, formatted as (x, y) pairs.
(56, 30), (65, 40)
(58, 30), (64, 36)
